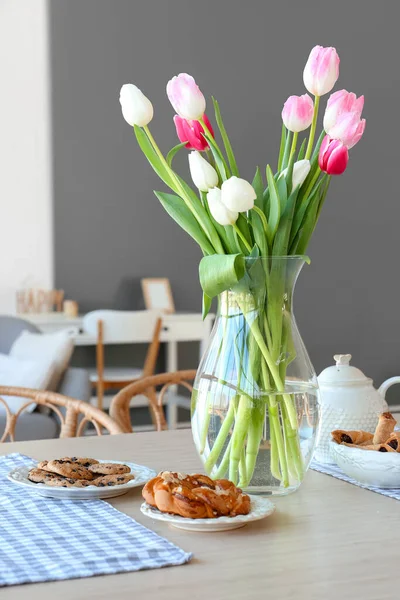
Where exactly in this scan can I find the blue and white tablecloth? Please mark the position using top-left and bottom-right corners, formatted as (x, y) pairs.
(0, 453), (192, 587)
(311, 459), (400, 500)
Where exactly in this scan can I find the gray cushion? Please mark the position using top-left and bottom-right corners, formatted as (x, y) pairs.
(0, 412), (59, 442)
(0, 316), (39, 354)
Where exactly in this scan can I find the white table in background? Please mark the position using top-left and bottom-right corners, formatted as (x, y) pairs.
(24, 312), (214, 428)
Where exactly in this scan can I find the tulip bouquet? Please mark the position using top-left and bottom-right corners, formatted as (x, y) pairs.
(120, 45), (365, 489)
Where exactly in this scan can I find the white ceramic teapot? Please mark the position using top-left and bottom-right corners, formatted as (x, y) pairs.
(314, 354), (400, 464)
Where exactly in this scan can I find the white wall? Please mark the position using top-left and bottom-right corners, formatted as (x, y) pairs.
(0, 0), (53, 314)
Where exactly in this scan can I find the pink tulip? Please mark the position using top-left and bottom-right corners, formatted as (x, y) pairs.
(325, 110), (366, 149)
(166, 73), (206, 120)
(173, 114), (214, 151)
(303, 46), (340, 96)
(281, 94), (314, 132)
(323, 90), (364, 132)
(318, 135), (349, 175)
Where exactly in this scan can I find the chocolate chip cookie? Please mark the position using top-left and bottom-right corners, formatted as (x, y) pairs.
(94, 473), (134, 487)
(88, 463), (130, 475)
(43, 459), (94, 480)
(28, 468), (92, 488)
(59, 457), (99, 467)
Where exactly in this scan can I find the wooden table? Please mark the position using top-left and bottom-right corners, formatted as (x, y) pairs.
(0, 430), (396, 600)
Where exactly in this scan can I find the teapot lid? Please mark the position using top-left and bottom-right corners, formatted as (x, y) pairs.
(318, 354), (370, 386)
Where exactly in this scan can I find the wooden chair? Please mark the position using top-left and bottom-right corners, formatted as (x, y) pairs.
(82, 310), (163, 411)
(0, 386), (123, 442)
(110, 370), (197, 433)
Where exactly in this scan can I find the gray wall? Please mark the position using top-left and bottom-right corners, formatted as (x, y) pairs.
(50, 0), (400, 400)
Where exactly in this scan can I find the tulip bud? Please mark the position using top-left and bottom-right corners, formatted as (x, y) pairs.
(303, 46), (340, 96)
(188, 151), (219, 192)
(174, 114), (214, 151)
(280, 160), (311, 190)
(221, 177), (256, 212)
(207, 187), (238, 226)
(325, 111), (366, 150)
(281, 95), (314, 132)
(323, 90), (364, 132)
(318, 135), (349, 175)
(166, 73), (206, 120)
(119, 84), (154, 127)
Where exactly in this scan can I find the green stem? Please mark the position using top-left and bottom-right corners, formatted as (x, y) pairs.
(233, 224), (252, 254)
(214, 438), (232, 478)
(238, 445), (248, 488)
(244, 401), (265, 486)
(305, 96), (320, 160)
(269, 414), (282, 481)
(229, 394), (251, 485)
(204, 398), (236, 473)
(269, 403), (289, 487)
(199, 394), (211, 455)
(289, 132), (298, 163)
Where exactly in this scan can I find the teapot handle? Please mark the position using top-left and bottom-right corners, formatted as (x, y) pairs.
(378, 377), (400, 398)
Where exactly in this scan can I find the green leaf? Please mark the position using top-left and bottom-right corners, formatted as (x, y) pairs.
(252, 167), (264, 210)
(212, 97), (239, 176)
(297, 138), (307, 161)
(202, 292), (212, 320)
(316, 175), (331, 221)
(272, 188), (298, 257)
(134, 126), (176, 190)
(199, 254), (245, 298)
(277, 175), (287, 213)
(281, 130), (292, 171)
(175, 175), (225, 254)
(294, 190), (321, 255)
(311, 130), (326, 163)
(203, 132), (229, 181)
(266, 165), (281, 246)
(155, 191), (215, 255)
(277, 125), (287, 172)
(289, 176), (325, 247)
(166, 142), (187, 167)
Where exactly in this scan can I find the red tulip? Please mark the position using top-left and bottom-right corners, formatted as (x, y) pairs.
(318, 135), (349, 175)
(173, 114), (214, 151)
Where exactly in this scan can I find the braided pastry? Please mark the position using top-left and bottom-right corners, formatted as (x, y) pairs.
(142, 471), (251, 518)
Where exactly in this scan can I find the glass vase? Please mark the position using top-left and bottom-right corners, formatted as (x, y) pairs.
(191, 256), (320, 496)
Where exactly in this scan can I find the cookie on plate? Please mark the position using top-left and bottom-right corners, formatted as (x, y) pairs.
(59, 457), (99, 467)
(94, 473), (134, 487)
(28, 468), (92, 488)
(37, 460), (48, 470)
(88, 462), (130, 475)
(43, 459), (94, 480)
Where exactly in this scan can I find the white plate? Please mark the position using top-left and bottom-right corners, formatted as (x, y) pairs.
(140, 495), (275, 532)
(8, 460), (156, 500)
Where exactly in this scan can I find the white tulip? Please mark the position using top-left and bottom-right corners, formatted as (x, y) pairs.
(119, 84), (154, 127)
(207, 187), (238, 226)
(280, 160), (311, 191)
(188, 151), (219, 192)
(220, 177), (256, 213)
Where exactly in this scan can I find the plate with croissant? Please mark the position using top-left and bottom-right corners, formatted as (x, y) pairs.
(140, 472), (275, 531)
(330, 412), (400, 487)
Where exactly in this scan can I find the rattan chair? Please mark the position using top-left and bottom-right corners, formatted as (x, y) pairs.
(110, 370), (197, 433)
(0, 386), (123, 442)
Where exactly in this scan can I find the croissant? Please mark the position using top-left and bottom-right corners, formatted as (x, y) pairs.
(142, 471), (251, 519)
(331, 430), (373, 445)
(373, 412), (396, 444)
(385, 432), (400, 452)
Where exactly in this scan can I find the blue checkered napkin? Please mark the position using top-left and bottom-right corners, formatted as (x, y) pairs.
(311, 459), (400, 500)
(0, 453), (192, 587)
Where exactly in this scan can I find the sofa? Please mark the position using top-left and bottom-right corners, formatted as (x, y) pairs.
(0, 315), (91, 441)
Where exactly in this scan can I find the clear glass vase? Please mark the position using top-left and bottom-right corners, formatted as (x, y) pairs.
(191, 256), (320, 496)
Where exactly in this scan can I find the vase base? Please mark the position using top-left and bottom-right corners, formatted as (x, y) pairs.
(243, 484), (300, 497)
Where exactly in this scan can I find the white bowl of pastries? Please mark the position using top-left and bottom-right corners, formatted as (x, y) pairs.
(329, 412), (400, 488)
